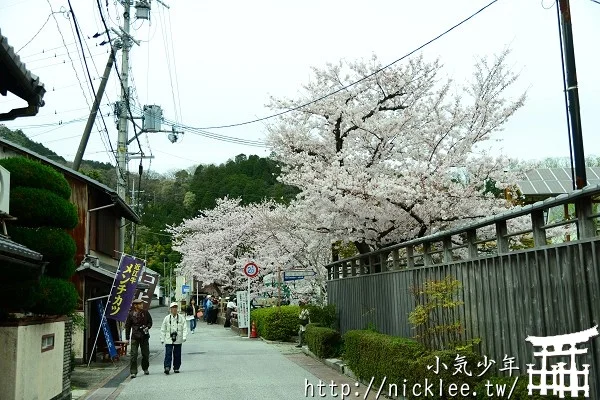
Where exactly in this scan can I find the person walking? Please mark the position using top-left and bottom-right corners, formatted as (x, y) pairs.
(160, 302), (188, 374)
(203, 295), (212, 322)
(185, 298), (198, 333)
(224, 296), (237, 328)
(124, 298), (153, 378)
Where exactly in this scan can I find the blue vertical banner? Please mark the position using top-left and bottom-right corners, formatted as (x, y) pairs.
(96, 299), (118, 359)
(107, 254), (144, 321)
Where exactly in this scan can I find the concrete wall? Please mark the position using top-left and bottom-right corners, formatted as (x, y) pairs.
(0, 318), (66, 400)
(72, 311), (85, 361)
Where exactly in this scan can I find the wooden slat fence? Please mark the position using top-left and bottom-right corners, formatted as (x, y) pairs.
(327, 185), (600, 396)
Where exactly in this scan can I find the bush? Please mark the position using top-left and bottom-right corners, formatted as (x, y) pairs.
(10, 187), (78, 229)
(473, 376), (560, 399)
(305, 324), (342, 358)
(8, 226), (76, 261)
(306, 304), (337, 329)
(45, 258), (77, 279)
(251, 305), (300, 341)
(405, 350), (489, 399)
(343, 330), (427, 388)
(32, 276), (79, 316)
(0, 156), (71, 199)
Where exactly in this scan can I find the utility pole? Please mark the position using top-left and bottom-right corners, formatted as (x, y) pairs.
(557, 0), (586, 189)
(73, 47), (116, 171)
(116, 0), (132, 254)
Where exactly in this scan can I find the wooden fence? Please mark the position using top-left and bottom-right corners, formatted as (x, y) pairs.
(326, 185), (600, 396)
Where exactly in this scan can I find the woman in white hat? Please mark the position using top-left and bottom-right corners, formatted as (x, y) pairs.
(160, 302), (188, 374)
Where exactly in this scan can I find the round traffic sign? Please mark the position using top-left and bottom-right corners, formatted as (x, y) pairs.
(243, 262), (259, 278)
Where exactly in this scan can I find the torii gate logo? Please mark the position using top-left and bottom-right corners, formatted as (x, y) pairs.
(526, 325), (599, 398)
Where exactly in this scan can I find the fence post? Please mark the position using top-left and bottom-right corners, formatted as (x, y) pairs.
(531, 210), (547, 247)
(443, 236), (453, 263)
(407, 245), (415, 269)
(496, 220), (509, 254)
(466, 229), (478, 258)
(423, 242), (433, 266)
(351, 259), (358, 276)
(576, 197), (596, 239)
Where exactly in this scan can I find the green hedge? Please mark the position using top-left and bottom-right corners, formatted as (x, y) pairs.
(305, 323), (342, 358)
(474, 376), (560, 399)
(0, 156), (71, 199)
(10, 187), (78, 229)
(32, 276), (78, 316)
(405, 350), (489, 399)
(306, 304), (337, 329)
(8, 226), (76, 261)
(251, 305), (300, 341)
(343, 330), (427, 388)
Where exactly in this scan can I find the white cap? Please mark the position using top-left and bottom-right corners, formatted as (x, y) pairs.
(170, 302), (178, 308)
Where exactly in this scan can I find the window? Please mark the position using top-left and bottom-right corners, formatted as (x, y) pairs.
(41, 334), (55, 352)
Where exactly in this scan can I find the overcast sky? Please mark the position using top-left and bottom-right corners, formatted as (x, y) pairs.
(0, 0), (598, 175)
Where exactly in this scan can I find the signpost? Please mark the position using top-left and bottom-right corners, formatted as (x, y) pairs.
(182, 284), (190, 294)
(283, 270), (316, 282)
(243, 261), (259, 338)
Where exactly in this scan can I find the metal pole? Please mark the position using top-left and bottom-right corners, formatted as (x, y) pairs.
(73, 48), (116, 171)
(558, 0), (586, 189)
(130, 180), (135, 251)
(247, 277), (251, 338)
(277, 265), (281, 308)
(117, 0), (132, 255)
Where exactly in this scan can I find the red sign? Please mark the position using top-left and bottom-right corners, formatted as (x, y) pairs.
(243, 262), (259, 278)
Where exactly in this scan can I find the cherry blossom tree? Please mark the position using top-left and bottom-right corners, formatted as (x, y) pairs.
(265, 51), (526, 253)
(168, 197), (332, 303)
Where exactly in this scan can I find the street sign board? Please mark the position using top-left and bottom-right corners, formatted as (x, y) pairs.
(182, 284), (190, 294)
(236, 290), (249, 328)
(283, 270), (316, 281)
(243, 262), (259, 278)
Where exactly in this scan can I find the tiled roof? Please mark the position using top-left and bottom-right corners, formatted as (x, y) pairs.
(0, 29), (46, 121)
(0, 233), (42, 261)
(516, 167), (600, 196)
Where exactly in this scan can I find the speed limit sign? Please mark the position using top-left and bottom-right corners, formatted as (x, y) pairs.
(243, 262), (259, 278)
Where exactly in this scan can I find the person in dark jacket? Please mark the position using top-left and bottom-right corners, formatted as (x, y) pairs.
(185, 298), (198, 333)
(125, 298), (153, 378)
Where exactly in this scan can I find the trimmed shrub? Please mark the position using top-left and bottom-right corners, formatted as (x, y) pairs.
(10, 187), (78, 229)
(305, 324), (342, 358)
(474, 376), (560, 399)
(0, 156), (71, 199)
(306, 304), (337, 329)
(251, 305), (301, 341)
(343, 330), (427, 388)
(8, 226), (76, 262)
(32, 276), (78, 316)
(45, 258), (77, 279)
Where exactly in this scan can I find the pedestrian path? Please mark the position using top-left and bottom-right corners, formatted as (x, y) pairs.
(109, 306), (324, 400)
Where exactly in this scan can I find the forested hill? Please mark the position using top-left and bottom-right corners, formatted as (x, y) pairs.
(0, 126), (114, 174)
(140, 154), (299, 235)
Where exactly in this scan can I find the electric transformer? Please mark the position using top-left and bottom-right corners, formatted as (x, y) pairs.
(142, 105), (162, 132)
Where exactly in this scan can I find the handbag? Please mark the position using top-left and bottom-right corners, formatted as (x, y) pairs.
(197, 310), (204, 318)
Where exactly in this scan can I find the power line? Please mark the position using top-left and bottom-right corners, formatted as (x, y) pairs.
(191, 0), (501, 130)
(67, 0), (117, 165)
(17, 11), (58, 53)
(46, 0), (92, 113)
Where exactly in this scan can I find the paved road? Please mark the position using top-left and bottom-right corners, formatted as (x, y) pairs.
(108, 306), (333, 400)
